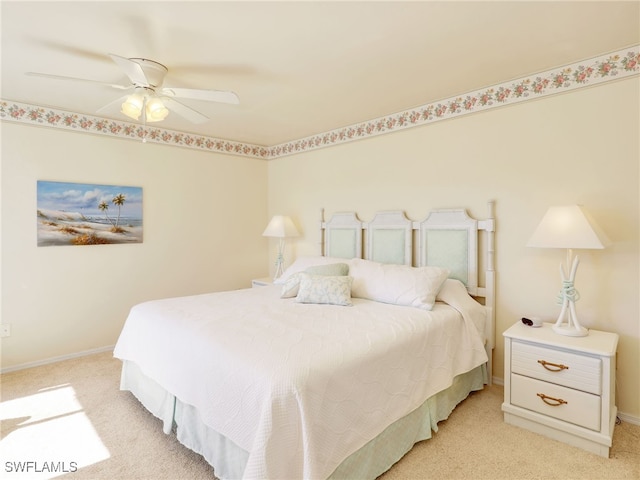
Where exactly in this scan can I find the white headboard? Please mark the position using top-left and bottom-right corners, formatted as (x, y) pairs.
(320, 201), (496, 379)
(323, 212), (363, 259)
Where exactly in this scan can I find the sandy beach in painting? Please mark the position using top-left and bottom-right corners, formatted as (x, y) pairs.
(37, 209), (143, 246)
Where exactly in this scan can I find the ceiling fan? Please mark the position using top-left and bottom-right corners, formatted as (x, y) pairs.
(26, 53), (240, 124)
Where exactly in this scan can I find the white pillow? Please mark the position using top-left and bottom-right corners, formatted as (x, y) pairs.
(295, 273), (353, 306)
(281, 263), (349, 298)
(275, 255), (349, 285)
(348, 258), (449, 310)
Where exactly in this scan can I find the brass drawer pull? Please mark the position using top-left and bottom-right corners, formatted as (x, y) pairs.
(537, 360), (569, 372)
(537, 393), (567, 406)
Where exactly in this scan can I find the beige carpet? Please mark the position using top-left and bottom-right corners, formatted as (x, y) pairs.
(1, 351), (638, 479)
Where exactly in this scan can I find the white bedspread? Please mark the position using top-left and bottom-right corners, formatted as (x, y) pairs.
(113, 284), (487, 480)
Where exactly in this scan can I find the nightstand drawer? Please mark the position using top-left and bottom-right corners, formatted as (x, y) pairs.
(511, 373), (601, 431)
(512, 340), (601, 394)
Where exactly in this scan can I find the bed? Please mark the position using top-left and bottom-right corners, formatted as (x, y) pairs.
(113, 202), (496, 480)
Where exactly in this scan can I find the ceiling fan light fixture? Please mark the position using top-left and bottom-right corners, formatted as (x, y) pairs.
(145, 97), (169, 122)
(32, 53), (238, 126)
(121, 91), (144, 120)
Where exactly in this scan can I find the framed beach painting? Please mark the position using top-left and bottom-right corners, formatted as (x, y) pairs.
(37, 181), (143, 247)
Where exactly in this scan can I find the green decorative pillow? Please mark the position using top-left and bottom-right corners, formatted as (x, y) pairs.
(294, 273), (353, 306)
(275, 256), (349, 285)
(281, 263), (349, 298)
(305, 263), (349, 276)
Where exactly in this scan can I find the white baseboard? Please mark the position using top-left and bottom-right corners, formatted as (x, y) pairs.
(617, 412), (640, 426)
(1, 345), (115, 374)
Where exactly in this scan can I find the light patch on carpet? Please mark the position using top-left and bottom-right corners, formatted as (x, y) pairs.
(0, 384), (110, 478)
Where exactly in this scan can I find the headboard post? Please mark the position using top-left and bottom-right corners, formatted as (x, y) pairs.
(478, 200), (496, 382)
(485, 200), (496, 273)
(319, 208), (325, 256)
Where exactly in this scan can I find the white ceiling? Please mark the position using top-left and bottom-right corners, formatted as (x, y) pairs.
(2, 1), (639, 146)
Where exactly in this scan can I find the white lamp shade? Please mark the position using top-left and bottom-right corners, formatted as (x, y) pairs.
(527, 205), (609, 249)
(146, 97), (169, 122)
(121, 93), (144, 120)
(262, 215), (300, 238)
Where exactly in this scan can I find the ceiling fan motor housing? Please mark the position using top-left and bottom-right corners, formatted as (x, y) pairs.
(130, 58), (168, 88)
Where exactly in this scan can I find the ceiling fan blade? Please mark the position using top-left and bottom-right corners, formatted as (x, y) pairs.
(162, 97), (209, 124)
(26, 38), (111, 63)
(109, 53), (149, 86)
(96, 95), (129, 115)
(162, 87), (240, 105)
(26, 72), (130, 90)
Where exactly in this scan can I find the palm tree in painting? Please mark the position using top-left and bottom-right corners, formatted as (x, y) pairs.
(112, 194), (126, 227)
(98, 201), (115, 226)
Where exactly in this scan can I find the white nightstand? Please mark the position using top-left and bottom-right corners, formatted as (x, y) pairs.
(502, 321), (618, 457)
(251, 277), (273, 288)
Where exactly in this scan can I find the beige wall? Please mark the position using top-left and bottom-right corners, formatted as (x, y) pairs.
(1, 124), (269, 368)
(1, 77), (638, 420)
(267, 77), (640, 419)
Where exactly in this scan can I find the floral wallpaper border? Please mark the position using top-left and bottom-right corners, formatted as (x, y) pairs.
(270, 46), (639, 158)
(1, 46), (638, 160)
(0, 101), (271, 159)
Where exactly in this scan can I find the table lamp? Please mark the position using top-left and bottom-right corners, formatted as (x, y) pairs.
(262, 215), (300, 280)
(527, 205), (609, 337)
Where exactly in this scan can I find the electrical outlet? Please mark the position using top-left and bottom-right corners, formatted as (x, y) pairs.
(0, 324), (10, 338)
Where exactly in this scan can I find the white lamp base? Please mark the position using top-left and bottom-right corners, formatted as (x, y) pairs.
(552, 254), (589, 337)
(273, 238), (286, 281)
(552, 323), (589, 337)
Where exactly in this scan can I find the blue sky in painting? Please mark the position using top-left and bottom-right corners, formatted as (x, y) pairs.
(37, 181), (143, 219)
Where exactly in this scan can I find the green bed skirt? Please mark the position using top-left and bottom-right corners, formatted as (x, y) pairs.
(121, 361), (486, 479)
